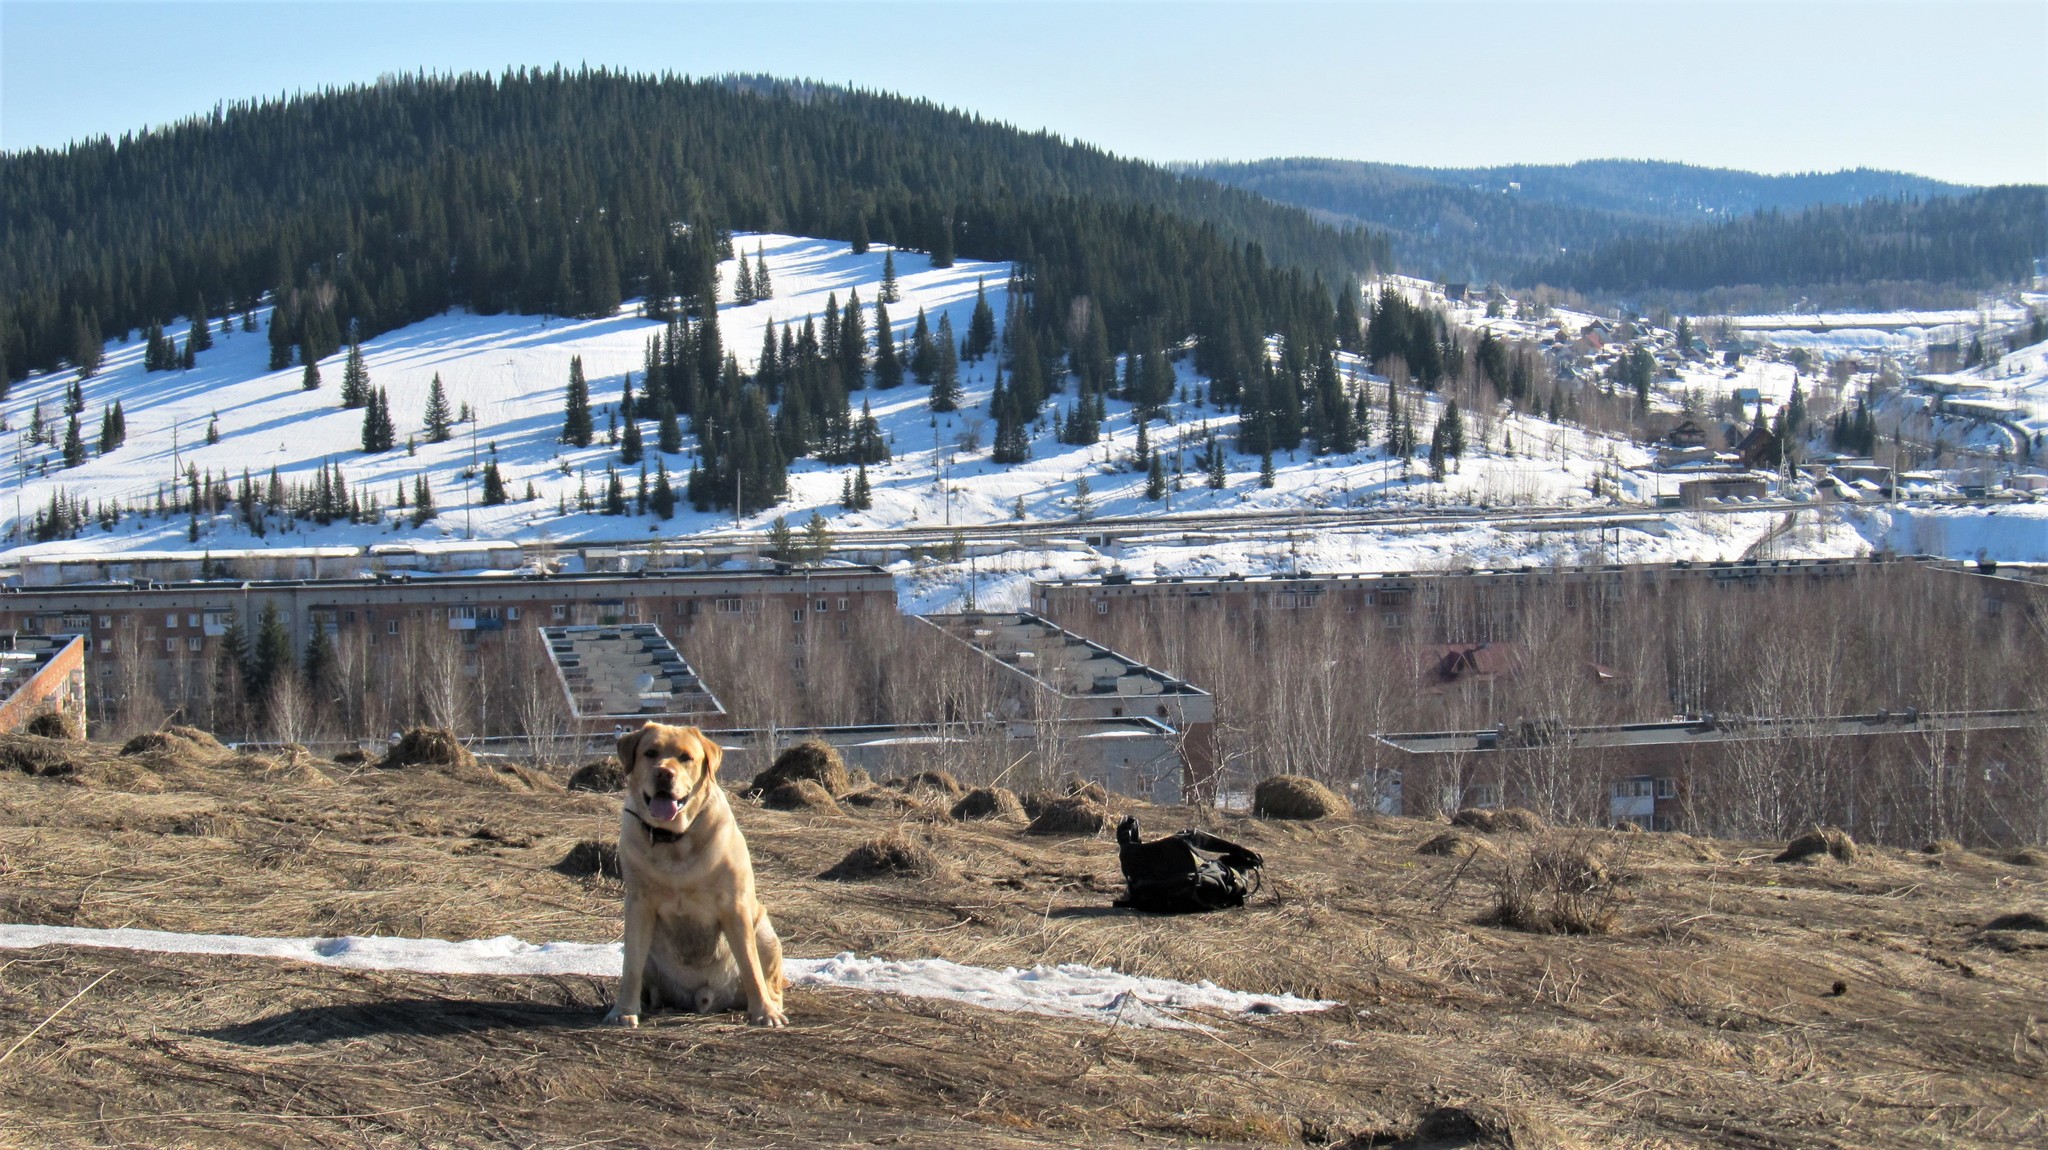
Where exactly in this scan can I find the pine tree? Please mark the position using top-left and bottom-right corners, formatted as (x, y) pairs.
(1073, 475), (1093, 521)
(300, 342), (321, 390)
(1145, 453), (1167, 501)
(97, 404), (119, 455)
(423, 374), (453, 443)
(967, 278), (997, 360)
(562, 355), (593, 446)
(650, 460), (676, 519)
(480, 461), (507, 505)
(931, 213), (955, 268)
(840, 287), (867, 385)
(910, 308), (935, 386)
(1133, 420), (1151, 471)
(1259, 448), (1276, 489)
(873, 299), (901, 388)
(1443, 399), (1466, 458)
(768, 515), (794, 559)
(753, 243), (772, 300)
(621, 411), (643, 464)
(879, 251), (899, 303)
(802, 511), (832, 562)
(62, 413), (85, 468)
(411, 474), (436, 526)
(1207, 436), (1228, 489)
(604, 466), (627, 515)
(339, 341), (370, 408)
(852, 462), (872, 510)
(734, 250), (755, 304)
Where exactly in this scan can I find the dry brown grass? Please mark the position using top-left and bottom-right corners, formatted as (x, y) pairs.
(1025, 796), (1106, 836)
(566, 758), (623, 792)
(1486, 835), (1627, 936)
(820, 831), (939, 880)
(22, 710), (82, 740)
(751, 737), (851, 796)
(1252, 775), (1350, 820)
(1777, 825), (1859, 864)
(952, 786), (1025, 822)
(763, 778), (841, 814)
(0, 733), (2042, 1149)
(1416, 830), (1499, 861)
(1452, 806), (1547, 834)
(377, 726), (474, 770)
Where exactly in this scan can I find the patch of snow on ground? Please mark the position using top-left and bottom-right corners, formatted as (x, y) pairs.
(0, 923), (1335, 1029)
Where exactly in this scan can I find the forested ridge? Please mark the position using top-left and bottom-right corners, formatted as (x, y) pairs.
(1188, 157), (2038, 302)
(0, 69), (1387, 385)
(1531, 186), (2046, 296)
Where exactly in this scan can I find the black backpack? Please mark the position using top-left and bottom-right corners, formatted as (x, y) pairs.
(1114, 816), (1264, 914)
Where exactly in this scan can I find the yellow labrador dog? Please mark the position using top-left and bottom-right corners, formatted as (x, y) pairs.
(604, 722), (788, 1028)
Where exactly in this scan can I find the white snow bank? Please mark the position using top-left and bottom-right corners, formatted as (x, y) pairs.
(0, 924), (1334, 1029)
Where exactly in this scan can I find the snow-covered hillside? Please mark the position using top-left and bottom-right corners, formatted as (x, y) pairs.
(5, 235), (2043, 613)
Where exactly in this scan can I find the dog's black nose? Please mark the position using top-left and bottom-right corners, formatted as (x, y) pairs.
(653, 767), (677, 793)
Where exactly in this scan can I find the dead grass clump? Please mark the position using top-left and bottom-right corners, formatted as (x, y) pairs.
(1921, 839), (1965, 855)
(567, 760), (624, 792)
(378, 727), (475, 770)
(1452, 806), (1546, 834)
(225, 749), (334, 789)
(951, 786), (1025, 821)
(23, 710), (82, 740)
(1253, 775), (1350, 820)
(2008, 847), (2048, 868)
(842, 787), (914, 813)
(1487, 837), (1623, 935)
(1026, 796), (1106, 836)
(1776, 826), (1858, 864)
(750, 737), (850, 796)
(820, 832), (938, 880)
(0, 735), (79, 777)
(891, 770), (964, 797)
(555, 839), (621, 880)
(1065, 778), (1110, 803)
(332, 747), (369, 765)
(763, 779), (841, 813)
(1417, 831), (1500, 861)
(1984, 912), (2048, 932)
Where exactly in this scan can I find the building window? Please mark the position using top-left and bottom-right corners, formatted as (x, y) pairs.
(165, 638), (178, 654)
(188, 637), (202, 652)
(815, 599), (829, 613)
(792, 609), (805, 623)
(506, 607), (520, 621)
(98, 639), (112, 654)
(165, 614), (178, 629)
(100, 616), (114, 630)
(188, 613), (200, 629)
(552, 605), (568, 620)
(837, 597), (849, 611)
(1654, 777), (1677, 800)
(386, 621), (399, 635)
(1095, 601), (1108, 615)
(1383, 612), (1406, 628)
(483, 606), (500, 620)
(715, 598), (743, 615)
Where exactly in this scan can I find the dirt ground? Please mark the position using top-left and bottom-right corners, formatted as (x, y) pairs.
(0, 730), (2042, 1149)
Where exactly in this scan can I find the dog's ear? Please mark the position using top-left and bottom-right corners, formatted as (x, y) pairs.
(691, 728), (723, 780)
(616, 724), (647, 770)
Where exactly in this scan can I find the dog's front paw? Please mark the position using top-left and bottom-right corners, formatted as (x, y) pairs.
(603, 1008), (640, 1028)
(749, 1004), (788, 1028)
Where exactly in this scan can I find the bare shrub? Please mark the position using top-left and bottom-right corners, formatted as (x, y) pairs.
(1486, 836), (1624, 935)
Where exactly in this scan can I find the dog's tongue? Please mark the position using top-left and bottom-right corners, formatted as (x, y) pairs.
(648, 797), (680, 823)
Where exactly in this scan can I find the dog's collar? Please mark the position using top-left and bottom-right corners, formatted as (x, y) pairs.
(633, 813), (686, 844)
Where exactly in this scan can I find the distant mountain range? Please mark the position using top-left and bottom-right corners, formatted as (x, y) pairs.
(1182, 158), (2037, 307)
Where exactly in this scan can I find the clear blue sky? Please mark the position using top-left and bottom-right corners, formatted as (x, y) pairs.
(3, 1), (2043, 186)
